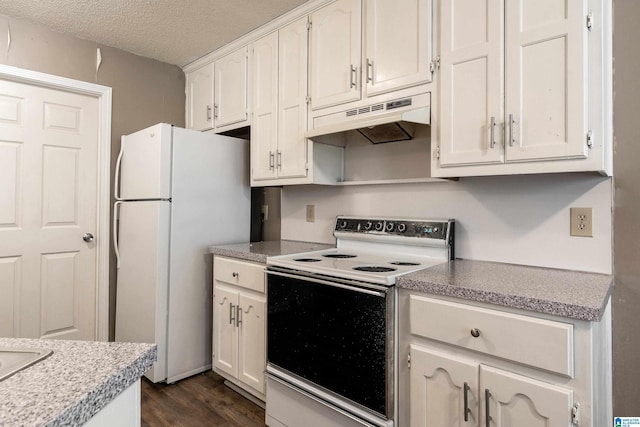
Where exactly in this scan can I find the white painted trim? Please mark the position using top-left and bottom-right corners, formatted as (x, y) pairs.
(0, 64), (112, 342)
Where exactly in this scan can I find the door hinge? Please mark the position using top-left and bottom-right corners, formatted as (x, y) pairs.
(586, 130), (593, 148)
(586, 12), (593, 31)
(571, 403), (581, 425)
(407, 353), (411, 369)
(430, 56), (440, 74)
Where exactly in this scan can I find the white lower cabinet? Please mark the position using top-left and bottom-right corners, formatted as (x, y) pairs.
(399, 291), (612, 427)
(410, 346), (572, 426)
(213, 256), (266, 400)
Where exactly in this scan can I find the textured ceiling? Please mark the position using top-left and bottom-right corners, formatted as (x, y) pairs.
(0, 0), (310, 66)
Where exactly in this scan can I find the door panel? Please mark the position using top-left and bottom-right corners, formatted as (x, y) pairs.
(238, 292), (266, 393)
(187, 62), (214, 131)
(213, 284), (239, 378)
(215, 47), (249, 128)
(0, 79), (98, 341)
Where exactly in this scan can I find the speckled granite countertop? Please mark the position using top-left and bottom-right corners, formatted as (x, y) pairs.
(397, 260), (613, 321)
(0, 338), (156, 426)
(210, 240), (334, 263)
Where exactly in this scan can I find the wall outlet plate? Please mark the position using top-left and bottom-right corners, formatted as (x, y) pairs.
(570, 207), (592, 237)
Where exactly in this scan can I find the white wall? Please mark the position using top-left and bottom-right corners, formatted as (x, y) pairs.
(281, 174), (612, 274)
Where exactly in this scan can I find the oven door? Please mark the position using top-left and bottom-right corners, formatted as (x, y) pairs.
(267, 267), (394, 420)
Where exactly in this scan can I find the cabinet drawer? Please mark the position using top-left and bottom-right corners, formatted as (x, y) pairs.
(214, 256), (265, 293)
(409, 295), (574, 377)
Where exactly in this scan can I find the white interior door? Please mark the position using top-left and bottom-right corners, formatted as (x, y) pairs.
(0, 79), (99, 340)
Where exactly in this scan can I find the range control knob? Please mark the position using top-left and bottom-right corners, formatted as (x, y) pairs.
(433, 226), (440, 233)
(364, 221), (373, 231)
(375, 221), (384, 231)
(397, 223), (407, 233)
(385, 222), (395, 232)
(339, 220), (349, 229)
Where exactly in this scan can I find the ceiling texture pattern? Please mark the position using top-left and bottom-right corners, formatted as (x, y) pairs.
(0, 0), (310, 66)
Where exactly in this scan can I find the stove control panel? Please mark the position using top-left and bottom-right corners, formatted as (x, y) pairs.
(334, 216), (453, 240)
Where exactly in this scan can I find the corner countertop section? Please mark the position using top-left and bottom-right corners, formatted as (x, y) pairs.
(0, 338), (156, 427)
(210, 240), (335, 264)
(397, 260), (613, 321)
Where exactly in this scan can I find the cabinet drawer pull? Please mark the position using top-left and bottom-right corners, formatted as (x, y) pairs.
(350, 65), (357, 89)
(508, 113), (515, 147)
(366, 58), (374, 83)
(485, 389), (492, 427)
(463, 382), (471, 421)
(232, 272), (239, 278)
(470, 328), (481, 338)
(229, 303), (236, 325)
(489, 116), (496, 148)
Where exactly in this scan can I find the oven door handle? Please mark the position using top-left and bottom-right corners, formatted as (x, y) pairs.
(267, 269), (388, 298)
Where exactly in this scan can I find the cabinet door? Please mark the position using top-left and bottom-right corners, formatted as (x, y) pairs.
(186, 62), (214, 131)
(364, 0), (432, 97)
(410, 345), (479, 426)
(309, 0), (361, 110)
(504, 0), (588, 162)
(251, 32), (279, 181)
(481, 365), (573, 427)
(438, 0), (504, 166)
(278, 17), (309, 179)
(215, 47), (249, 129)
(238, 292), (266, 394)
(213, 284), (238, 378)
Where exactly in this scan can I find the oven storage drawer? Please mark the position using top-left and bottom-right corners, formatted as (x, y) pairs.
(409, 295), (574, 377)
(214, 256), (265, 293)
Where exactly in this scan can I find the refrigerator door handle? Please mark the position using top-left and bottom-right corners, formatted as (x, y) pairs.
(113, 201), (122, 269)
(114, 142), (125, 201)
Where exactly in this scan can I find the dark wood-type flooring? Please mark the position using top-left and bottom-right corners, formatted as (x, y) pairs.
(141, 371), (267, 426)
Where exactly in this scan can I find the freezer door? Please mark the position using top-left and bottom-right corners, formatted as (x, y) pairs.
(117, 123), (172, 200)
(115, 200), (170, 383)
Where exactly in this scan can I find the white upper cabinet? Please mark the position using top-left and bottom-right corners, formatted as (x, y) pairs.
(277, 18), (310, 179)
(309, 0), (432, 111)
(186, 62), (214, 131)
(309, 0), (362, 110)
(364, 0), (432, 97)
(214, 47), (250, 129)
(251, 32), (279, 182)
(435, 0), (600, 176)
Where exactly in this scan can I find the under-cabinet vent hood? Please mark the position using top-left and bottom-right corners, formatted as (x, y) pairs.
(306, 92), (430, 144)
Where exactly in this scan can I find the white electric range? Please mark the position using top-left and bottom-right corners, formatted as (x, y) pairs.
(265, 216), (455, 427)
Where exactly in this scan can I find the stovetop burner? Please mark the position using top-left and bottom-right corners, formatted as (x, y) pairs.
(390, 261), (421, 266)
(353, 266), (397, 273)
(322, 254), (357, 259)
(294, 258), (322, 262)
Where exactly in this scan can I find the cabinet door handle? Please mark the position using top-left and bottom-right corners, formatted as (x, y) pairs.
(463, 382), (471, 421)
(229, 303), (236, 325)
(366, 59), (373, 83)
(485, 389), (492, 427)
(489, 116), (496, 148)
(206, 105), (212, 121)
(236, 305), (242, 327)
(350, 65), (357, 89)
(269, 151), (275, 170)
(276, 150), (282, 169)
(214, 104), (219, 119)
(508, 113), (515, 147)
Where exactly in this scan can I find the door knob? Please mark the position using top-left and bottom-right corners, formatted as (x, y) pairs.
(83, 233), (94, 243)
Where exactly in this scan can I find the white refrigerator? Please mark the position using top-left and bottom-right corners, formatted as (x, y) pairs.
(113, 123), (250, 383)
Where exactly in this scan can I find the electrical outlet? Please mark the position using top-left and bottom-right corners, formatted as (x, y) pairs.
(306, 205), (315, 223)
(570, 207), (593, 237)
(261, 204), (269, 221)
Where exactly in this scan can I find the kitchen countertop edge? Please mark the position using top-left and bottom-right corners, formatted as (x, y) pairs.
(209, 240), (335, 263)
(397, 260), (613, 321)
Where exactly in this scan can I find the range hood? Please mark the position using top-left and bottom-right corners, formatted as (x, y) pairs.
(306, 92), (430, 144)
